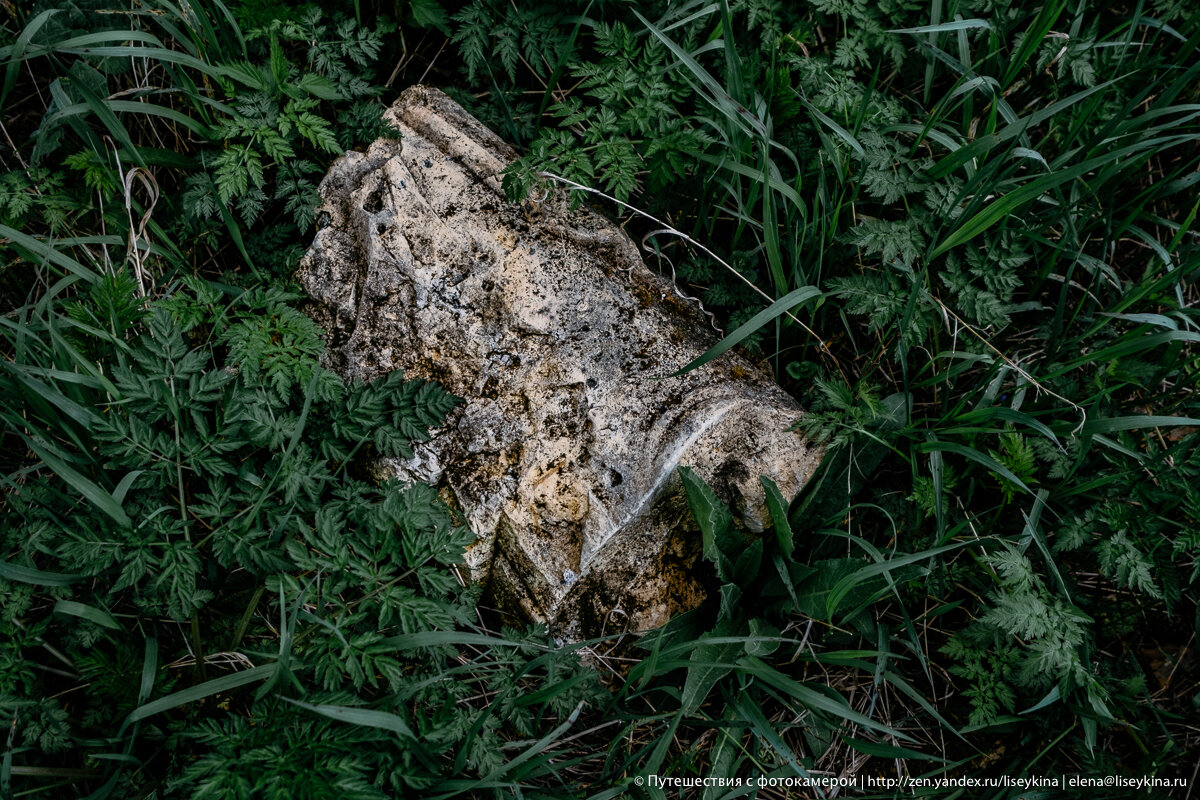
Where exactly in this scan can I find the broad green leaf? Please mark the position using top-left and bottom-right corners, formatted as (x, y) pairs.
(23, 436), (131, 527)
(282, 697), (417, 738)
(678, 466), (737, 579)
(950, 406), (1059, 444)
(798, 96), (864, 156)
(681, 624), (739, 714)
(737, 656), (910, 739)
(2, 9), (59, 108)
(0, 561), (83, 587)
(379, 630), (550, 651)
(54, 600), (124, 631)
(841, 735), (948, 761)
(124, 664), (276, 727)
(915, 440), (1033, 496)
(665, 285), (822, 377)
(1081, 415), (1200, 434)
(0, 223), (98, 282)
(891, 18), (991, 33)
(760, 475), (794, 556)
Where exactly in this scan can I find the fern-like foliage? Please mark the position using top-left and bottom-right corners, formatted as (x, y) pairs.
(974, 546), (1107, 708)
(1, 275), (603, 794)
(502, 19), (710, 204)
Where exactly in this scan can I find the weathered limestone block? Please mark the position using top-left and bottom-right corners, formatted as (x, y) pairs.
(299, 86), (821, 642)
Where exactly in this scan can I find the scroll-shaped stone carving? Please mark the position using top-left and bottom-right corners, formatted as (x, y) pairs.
(299, 86), (822, 642)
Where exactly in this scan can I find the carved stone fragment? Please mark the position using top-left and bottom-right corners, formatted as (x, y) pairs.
(299, 86), (822, 642)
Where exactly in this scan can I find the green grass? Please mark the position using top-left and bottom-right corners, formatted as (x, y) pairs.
(1, 0), (1199, 797)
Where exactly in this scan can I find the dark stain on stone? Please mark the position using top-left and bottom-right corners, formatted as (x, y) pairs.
(363, 186), (385, 213)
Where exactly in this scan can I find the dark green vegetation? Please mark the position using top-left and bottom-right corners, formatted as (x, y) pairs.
(1, 0), (1198, 796)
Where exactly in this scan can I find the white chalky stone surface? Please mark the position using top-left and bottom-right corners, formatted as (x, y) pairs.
(299, 85), (822, 641)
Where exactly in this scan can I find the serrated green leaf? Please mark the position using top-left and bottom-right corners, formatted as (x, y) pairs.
(678, 466), (736, 580)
